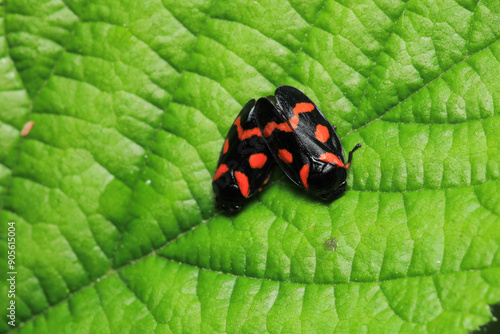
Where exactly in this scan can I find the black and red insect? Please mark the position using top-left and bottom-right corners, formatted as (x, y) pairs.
(255, 86), (361, 201)
(212, 99), (275, 211)
(213, 86), (361, 211)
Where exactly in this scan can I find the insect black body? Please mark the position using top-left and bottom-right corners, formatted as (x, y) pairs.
(213, 86), (361, 210)
(212, 99), (275, 211)
(255, 86), (361, 201)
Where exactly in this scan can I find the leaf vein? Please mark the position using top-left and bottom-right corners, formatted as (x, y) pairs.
(342, 38), (500, 139)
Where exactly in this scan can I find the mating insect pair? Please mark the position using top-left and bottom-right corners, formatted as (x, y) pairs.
(212, 86), (361, 211)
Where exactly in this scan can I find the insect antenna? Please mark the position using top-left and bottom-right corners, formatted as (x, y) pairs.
(347, 144), (362, 167)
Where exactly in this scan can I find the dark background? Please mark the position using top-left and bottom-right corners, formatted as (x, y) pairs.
(475, 303), (500, 333)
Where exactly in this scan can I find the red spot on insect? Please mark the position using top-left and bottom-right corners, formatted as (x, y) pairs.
(263, 122), (291, 137)
(263, 102), (314, 137)
(294, 102), (315, 114)
(289, 117), (299, 129)
(300, 164), (310, 189)
(315, 124), (330, 143)
(319, 152), (347, 168)
(213, 164), (229, 181)
(234, 171), (250, 198)
(249, 153), (267, 169)
(289, 102), (315, 130)
(234, 117), (262, 140)
(278, 149), (293, 164)
(223, 139), (229, 154)
(21, 121), (35, 137)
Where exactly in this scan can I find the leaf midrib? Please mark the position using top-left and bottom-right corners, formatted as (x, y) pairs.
(13, 252), (498, 333)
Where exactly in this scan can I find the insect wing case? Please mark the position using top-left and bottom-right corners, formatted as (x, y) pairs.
(256, 87), (349, 200)
(254, 97), (309, 187)
(212, 99), (275, 211)
(274, 86), (345, 161)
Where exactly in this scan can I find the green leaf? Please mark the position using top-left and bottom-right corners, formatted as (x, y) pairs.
(1, 0), (499, 332)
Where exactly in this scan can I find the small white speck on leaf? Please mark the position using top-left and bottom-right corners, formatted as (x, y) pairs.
(146, 180), (151, 185)
(324, 238), (338, 251)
